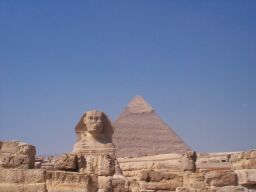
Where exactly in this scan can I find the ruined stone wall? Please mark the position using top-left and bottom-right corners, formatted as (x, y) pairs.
(117, 150), (256, 192)
(0, 140), (256, 192)
(0, 141), (126, 192)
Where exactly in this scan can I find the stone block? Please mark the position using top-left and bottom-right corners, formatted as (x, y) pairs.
(205, 170), (237, 187)
(23, 169), (46, 183)
(183, 172), (206, 189)
(176, 187), (197, 192)
(180, 151), (197, 172)
(231, 150), (256, 170)
(111, 178), (125, 192)
(140, 177), (182, 191)
(215, 186), (248, 192)
(54, 153), (78, 171)
(148, 171), (164, 181)
(0, 183), (46, 192)
(0, 184), (24, 192)
(23, 183), (47, 192)
(46, 171), (95, 192)
(0, 141), (36, 169)
(0, 169), (24, 183)
(140, 171), (171, 182)
(98, 176), (111, 190)
(235, 169), (256, 185)
(0, 169), (46, 184)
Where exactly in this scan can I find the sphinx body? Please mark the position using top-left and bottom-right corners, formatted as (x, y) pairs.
(70, 110), (125, 192)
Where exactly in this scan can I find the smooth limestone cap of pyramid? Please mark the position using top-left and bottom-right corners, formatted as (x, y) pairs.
(126, 95), (154, 114)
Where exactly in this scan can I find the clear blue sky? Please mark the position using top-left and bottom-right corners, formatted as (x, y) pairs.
(0, 1), (255, 155)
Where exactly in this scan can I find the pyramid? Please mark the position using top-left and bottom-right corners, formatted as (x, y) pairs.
(113, 95), (190, 157)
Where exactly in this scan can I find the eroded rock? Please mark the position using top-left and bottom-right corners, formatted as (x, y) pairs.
(231, 150), (256, 170)
(204, 170), (237, 187)
(54, 153), (78, 171)
(181, 151), (197, 172)
(235, 169), (256, 185)
(0, 141), (36, 169)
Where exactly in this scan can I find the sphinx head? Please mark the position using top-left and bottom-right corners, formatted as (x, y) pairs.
(75, 110), (114, 142)
(84, 110), (104, 135)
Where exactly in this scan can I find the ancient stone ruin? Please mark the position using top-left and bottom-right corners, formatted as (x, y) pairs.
(0, 110), (126, 192)
(0, 107), (256, 192)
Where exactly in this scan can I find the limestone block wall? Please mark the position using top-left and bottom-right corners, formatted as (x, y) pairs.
(0, 141), (127, 192)
(0, 169), (47, 192)
(0, 141), (36, 169)
(0, 140), (255, 192)
(117, 153), (182, 178)
(117, 150), (256, 192)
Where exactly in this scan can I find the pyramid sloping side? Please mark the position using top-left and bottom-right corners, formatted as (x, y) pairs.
(113, 112), (190, 157)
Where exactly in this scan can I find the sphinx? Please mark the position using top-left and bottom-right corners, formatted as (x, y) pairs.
(73, 110), (115, 155)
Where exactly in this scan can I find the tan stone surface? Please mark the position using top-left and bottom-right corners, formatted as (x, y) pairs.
(235, 169), (256, 185)
(54, 153), (78, 171)
(196, 152), (233, 171)
(98, 175), (111, 190)
(214, 186), (248, 192)
(231, 150), (256, 169)
(72, 110), (126, 191)
(118, 153), (182, 178)
(180, 151), (197, 172)
(140, 171), (178, 182)
(111, 178), (126, 192)
(0, 183), (46, 192)
(0, 141), (36, 169)
(73, 110), (115, 155)
(0, 169), (46, 192)
(204, 170), (237, 187)
(113, 96), (190, 157)
(46, 170), (95, 192)
(176, 187), (198, 192)
(0, 169), (45, 183)
(183, 172), (206, 189)
(139, 178), (182, 191)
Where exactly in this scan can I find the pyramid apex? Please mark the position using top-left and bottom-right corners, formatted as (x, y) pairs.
(126, 95), (154, 114)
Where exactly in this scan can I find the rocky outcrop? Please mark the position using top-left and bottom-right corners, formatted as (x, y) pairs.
(231, 150), (256, 170)
(0, 169), (47, 192)
(118, 150), (256, 192)
(235, 169), (256, 185)
(0, 141), (36, 169)
(46, 171), (95, 192)
(204, 170), (237, 187)
(181, 151), (197, 172)
(54, 153), (78, 171)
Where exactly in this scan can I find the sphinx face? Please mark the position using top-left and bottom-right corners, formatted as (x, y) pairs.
(84, 111), (103, 135)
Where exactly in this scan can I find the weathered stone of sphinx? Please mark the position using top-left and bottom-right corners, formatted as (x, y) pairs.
(54, 153), (78, 171)
(71, 110), (126, 191)
(0, 140), (36, 169)
(71, 110), (116, 176)
(73, 110), (115, 155)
